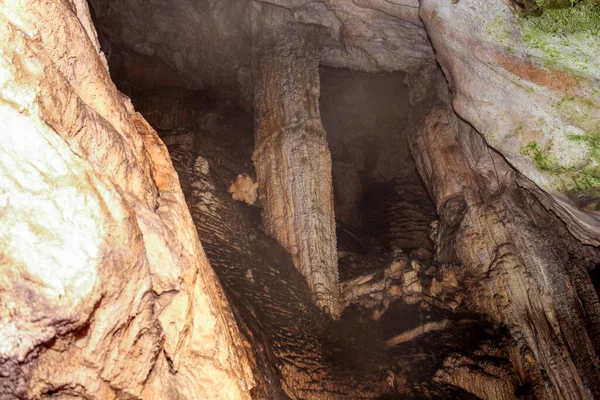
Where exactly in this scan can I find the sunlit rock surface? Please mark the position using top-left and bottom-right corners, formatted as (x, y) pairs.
(408, 63), (600, 399)
(420, 0), (600, 244)
(0, 1), (254, 398)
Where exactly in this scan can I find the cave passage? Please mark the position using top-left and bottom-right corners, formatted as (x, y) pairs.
(319, 67), (437, 280)
(4, 1), (600, 399)
(107, 50), (517, 398)
(97, 30), (600, 397)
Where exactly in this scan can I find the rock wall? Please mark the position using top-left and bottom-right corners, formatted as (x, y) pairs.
(3, 1), (600, 399)
(420, 0), (600, 245)
(145, 93), (388, 399)
(89, 0), (433, 104)
(0, 1), (253, 398)
(408, 63), (600, 399)
(252, 30), (340, 318)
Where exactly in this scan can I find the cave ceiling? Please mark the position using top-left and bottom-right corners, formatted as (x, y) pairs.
(89, 0), (600, 244)
(89, 0), (434, 92)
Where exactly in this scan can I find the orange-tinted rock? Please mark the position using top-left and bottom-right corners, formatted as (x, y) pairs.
(0, 2), (254, 398)
(420, 0), (600, 244)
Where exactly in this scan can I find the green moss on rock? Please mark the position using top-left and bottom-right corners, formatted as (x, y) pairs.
(518, 1), (600, 74)
(487, 15), (513, 45)
(521, 141), (562, 172)
(522, 136), (600, 202)
(517, 0), (599, 17)
(568, 131), (600, 158)
(557, 96), (600, 132)
(524, 2), (600, 33)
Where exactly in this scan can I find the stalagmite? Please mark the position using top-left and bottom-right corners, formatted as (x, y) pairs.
(251, 30), (340, 318)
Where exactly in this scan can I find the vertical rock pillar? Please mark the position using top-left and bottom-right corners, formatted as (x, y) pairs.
(407, 64), (600, 399)
(252, 31), (340, 318)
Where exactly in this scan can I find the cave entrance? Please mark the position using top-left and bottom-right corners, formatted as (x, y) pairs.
(319, 67), (437, 281)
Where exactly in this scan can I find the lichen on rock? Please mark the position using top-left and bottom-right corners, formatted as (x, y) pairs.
(421, 0), (600, 244)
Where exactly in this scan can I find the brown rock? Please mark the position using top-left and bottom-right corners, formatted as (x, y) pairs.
(420, 0), (600, 243)
(408, 63), (600, 398)
(0, 2), (253, 398)
(252, 29), (340, 318)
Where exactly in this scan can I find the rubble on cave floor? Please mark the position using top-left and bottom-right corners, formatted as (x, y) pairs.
(338, 235), (520, 399)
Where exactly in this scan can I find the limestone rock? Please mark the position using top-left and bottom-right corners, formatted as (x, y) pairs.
(252, 31), (340, 318)
(0, 2), (253, 398)
(4, 1), (600, 399)
(434, 351), (519, 400)
(89, 0), (433, 104)
(228, 174), (259, 205)
(420, 0), (600, 244)
(341, 250), (465, 321)
(320, 68), (437, 251)
(408, 63), (600, 398)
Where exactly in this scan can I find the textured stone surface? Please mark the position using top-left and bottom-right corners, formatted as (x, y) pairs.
(341, 252), (464, 320)
(0, 1), (253, 398)
(3, 0), (600, 398)
(252, 31), (340, 318)
(89, 0), (433, 103)
(408, 63), (600, 399)
(142, 87), (525, 399)
(157, 100), (386, 399)
(340, 245), (519, 399)
(420, 0), (600, 244)
(228, 174), (259, 205)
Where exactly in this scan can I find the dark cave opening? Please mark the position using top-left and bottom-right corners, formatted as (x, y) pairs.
(319, 67), (437, 280)
(592, 264), (600, 296)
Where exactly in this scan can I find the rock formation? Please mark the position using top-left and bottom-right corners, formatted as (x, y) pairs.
(0, 1), (253, 398)
(252, 30), (340, 318)
(408, 63), (600, 398)
(2, 0), (600, 399)
(420, 0), (600, 244)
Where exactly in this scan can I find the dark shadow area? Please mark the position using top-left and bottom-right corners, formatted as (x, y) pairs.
(591, 264), (600, 297)
(319, 67), (437, 281)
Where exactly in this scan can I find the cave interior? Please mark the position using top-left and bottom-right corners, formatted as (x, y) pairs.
(2, 0), (600, 399)
(90, 2), (600, 398)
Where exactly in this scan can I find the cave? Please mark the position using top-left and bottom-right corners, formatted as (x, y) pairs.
(1, 1), (600, 399)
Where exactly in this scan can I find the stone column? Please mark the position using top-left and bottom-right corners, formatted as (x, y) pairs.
(407, 64), (600, 399)
(252, 31), (340, 318)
